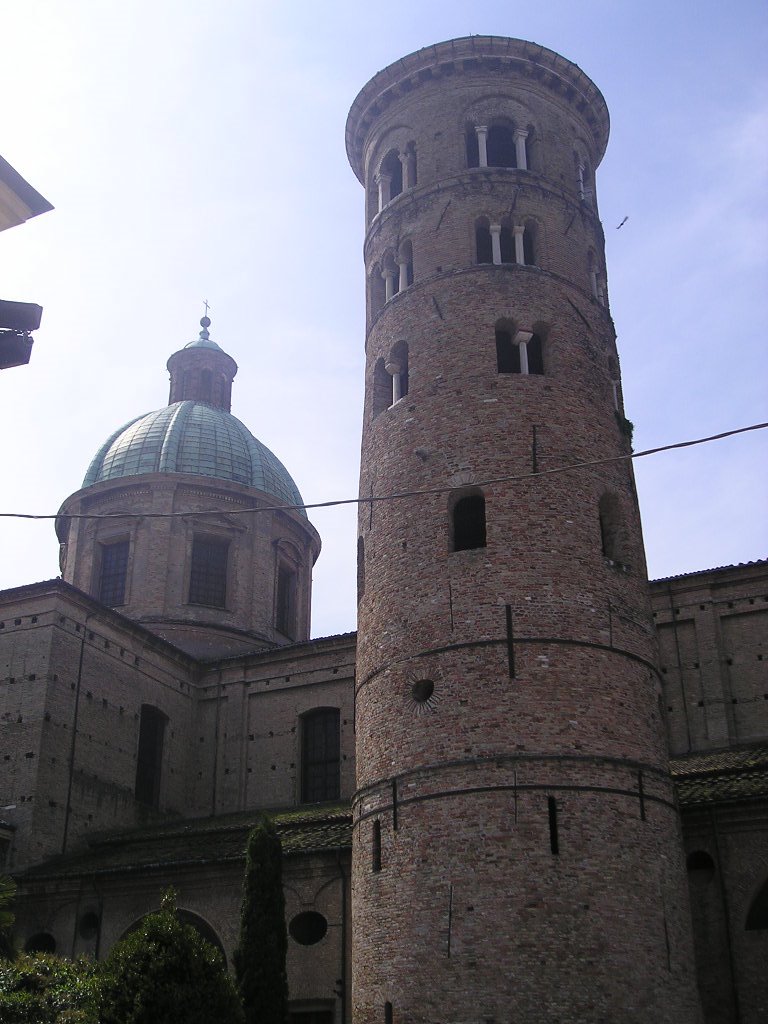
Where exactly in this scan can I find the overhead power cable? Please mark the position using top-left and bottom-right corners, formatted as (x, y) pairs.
(0, 421), (765, 523)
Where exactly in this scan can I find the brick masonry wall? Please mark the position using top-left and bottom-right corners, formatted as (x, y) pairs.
(651, 563), (768, 756)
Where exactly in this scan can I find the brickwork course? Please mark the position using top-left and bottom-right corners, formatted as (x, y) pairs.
(0, 33), (765, 1024)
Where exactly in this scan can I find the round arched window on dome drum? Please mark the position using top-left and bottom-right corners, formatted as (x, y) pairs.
(289, 911), (328, 945)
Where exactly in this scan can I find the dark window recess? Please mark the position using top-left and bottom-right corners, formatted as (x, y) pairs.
(527, 334), (544, 374)
(385, 1002), (393, 1024)
(289, 911), (328, 945)
(25, 933), (56, 954)
(476, 223), (492, 264)
(746, 875), (768, 930)
(78, 912), (100, 941)
(380, 150), (403, 201)
(189, 536), (228, 607)
(466, 127), (480, 168)
(276, 564), (297, 637)
(301, 708), (340, 803)
(99, 540), (129, 607)
(372, 819), (382, 872)
(599, 493), (625, 563)
(289, 1013), (334, 1024)
(200, 368), (213, 402)
(487, 125), (516, 167)
(452, 494), (487, 551)
(686, 850), (715, 880)
(523, 227), (535, 265)
(500, 226), (514, 264)
(134, 704), (167, 808)
(496, 329), (520, 373)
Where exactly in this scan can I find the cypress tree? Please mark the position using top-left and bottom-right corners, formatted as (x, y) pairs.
(233, 815), (288, 1024)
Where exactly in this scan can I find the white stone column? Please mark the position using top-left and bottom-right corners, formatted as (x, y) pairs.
(376, 172), (392, 212)
(386, 361), (402, 403)
(513, 225), (526, 265)
(514, 330), (533, 375)
(397, 257), (409, 292)
(382, 268), (395, 302)
(489, 224), (502, 266)
(514, 128), (528, 170)
(475, 125), (489, 168)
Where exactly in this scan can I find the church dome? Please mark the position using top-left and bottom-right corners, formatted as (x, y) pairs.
(83, 401), (306, 512)
(81, 315), (306, 514)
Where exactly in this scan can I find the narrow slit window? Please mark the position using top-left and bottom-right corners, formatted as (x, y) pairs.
(276, 563), (297, 638)
(476, 220), (492, 264)
(548, 796), (559, 854)
(372, 819), (382, 872)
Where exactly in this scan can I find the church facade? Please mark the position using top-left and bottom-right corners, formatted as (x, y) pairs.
(0, 36), (766, 1024)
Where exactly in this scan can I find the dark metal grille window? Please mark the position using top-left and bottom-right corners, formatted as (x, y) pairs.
(188, 536), (228, 607)
(301, 708), (340, 803)
(275, 564), (297, 637)
(99, 540), (129, 606)
(134, 704), (167, 807)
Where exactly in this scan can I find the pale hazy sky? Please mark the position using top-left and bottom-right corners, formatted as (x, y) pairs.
(2, 0), (767, 639)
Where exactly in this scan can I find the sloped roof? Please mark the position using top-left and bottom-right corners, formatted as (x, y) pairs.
(670, 745), (768, 806)
(19, 803), (351, 881)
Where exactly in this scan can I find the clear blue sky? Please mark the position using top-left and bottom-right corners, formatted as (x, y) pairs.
(2, 0), (767, 638)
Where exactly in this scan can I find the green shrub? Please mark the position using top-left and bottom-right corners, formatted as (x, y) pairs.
(0, 953), (99, 1023)
(98, 891), (243, 1024)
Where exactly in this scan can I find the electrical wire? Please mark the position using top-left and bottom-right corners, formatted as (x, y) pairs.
(0, 421), (765, 522)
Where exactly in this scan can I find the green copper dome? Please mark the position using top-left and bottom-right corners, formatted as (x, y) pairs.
(83, 401), (306, 514)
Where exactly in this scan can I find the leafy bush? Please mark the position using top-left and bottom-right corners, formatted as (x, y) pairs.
(98, 891), (243, 1024)
(0, 953), (99, 1023)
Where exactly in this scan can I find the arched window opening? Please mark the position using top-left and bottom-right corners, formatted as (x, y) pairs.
(397, 240), (413, 291)
(524, 125), (536, 171)
(378, 150), (403, 208)
(370, 265), (386, 316)
(387, 340), (409, 404)
(527, 333), (544, 375)
(523, 223), (536, 266)
(746, 876), (768, 930)
(598, 493), (627, 565)
(98, 538), (130, 607)
(487, 124), (516, 168)
(499, 223), (514, 264)
(275, 562), (298, 639)
(301, 708), (340, 804)
(135, 704), (167, 808)
(686, 850), (716, 882)
(476, 218), (492, 264)
(373, 358), (391, 418)
(357, 536), (365, 602)
(451, 491), (487, 552)
(25, 932), (56, 954)
(466, 125), (480, 168)
(381, 252), (398, 301)
(188, 534), (228, 607)
(495, 326), (520, 374)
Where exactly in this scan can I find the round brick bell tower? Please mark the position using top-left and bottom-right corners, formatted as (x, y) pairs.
(347, 37), (702, 1024)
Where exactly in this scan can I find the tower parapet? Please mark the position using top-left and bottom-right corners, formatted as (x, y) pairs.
(348, 36), (702, 1024)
